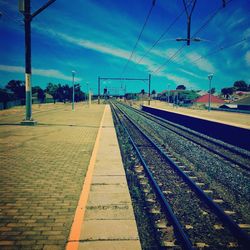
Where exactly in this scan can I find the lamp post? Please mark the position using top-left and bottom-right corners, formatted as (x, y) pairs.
(167, 84), (170, 103)
(86, 82), (89, 103)
(208, 73), (213, 112)
(72, 70), (76, 111)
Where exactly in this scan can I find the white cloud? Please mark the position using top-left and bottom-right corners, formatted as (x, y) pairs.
(179, 68), (206, 80)
(151, 48), (180, 59)
(245, 51), (250, 66)
(244, 28), (250, 39)
(185, 52), (216, 73)
(31, 25), (211, 90)
(0, 65), (23, 73)
(0, 65), (81, 81)
(34, 25), (131, 61)
(34, 26), (161, 74)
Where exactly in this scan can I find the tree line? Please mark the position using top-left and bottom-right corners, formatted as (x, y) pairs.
(0, 80), (87, 104)
(221, 80), (250, 98)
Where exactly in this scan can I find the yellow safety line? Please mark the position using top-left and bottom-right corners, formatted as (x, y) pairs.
(66, 105), (107, 250)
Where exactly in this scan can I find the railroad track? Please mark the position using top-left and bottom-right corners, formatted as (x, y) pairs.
(119, 101), (250, 171)
(110, 101), (250, 249)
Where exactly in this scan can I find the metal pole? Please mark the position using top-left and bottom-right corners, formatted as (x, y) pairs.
(148, 74), (151, 106)
(72, 71), (75, 111)
(208, 78), (211, 112)
(20, 0), (56, 125)
(187, 16), (191, 46)
(98, 77), (100, 104)
(24, 0), (32, 121)
(89, 90), (91, 106)
(167, 84), (170, 103)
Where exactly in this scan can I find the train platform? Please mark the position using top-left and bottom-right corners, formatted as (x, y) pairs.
(144, 101), (250, 129)
(142, 103), (250, 150)
(67, 105), (141, 250)
(0, 103), (140, 249)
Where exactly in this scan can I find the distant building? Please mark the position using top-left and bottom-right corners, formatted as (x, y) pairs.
(193, 94), (225, 104)
(231, 95), (250, 111)
(219, 104), (238, 109)
(192, 94), (224, 108)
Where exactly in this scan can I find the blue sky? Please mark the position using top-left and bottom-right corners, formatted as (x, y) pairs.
(0, 0), (249, 94)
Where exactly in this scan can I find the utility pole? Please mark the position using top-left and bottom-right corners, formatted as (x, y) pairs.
(208, 74), (213, 112)
(19, 0), (56, 125)
(148, 74), (151, 106)
(98, 76), (100, 104)
(72, 71), (75, 111)
(167, 84), (170, 103)
(182, 0), (197, 46)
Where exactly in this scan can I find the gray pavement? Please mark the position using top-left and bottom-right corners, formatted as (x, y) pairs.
(0, 103), (105, 249)
(76, 106), (141, 250)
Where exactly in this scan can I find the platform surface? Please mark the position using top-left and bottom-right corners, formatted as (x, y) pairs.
(69, 105), (141, 250)
(142, 100), (250, 129)
(0, 103), (105, 249)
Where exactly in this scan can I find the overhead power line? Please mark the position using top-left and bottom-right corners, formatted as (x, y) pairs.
(136, 0), (194, 65)
(182, 0), (197, 45)
(120, 0), (157, 76)
(136, 9), (185, 65)
(153, 44), (185, 74)
(0, 8), (23, 26)
(152, 0), (234, 74)
(191, 37), (248, 64)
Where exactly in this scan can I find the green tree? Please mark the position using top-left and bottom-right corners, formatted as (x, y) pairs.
(125, 93), (136, 100)
(56, 84), (65, 102)
(177, 90), (199, 104)
(74, 84), (84, 102)
(221, 87), (234, 99)
(5, 80), (25, 100)
(32, 86), (45, 103)
(63, 84), (71, 102)
(0, 88), (15, 108)
(46, 83), (58, 103)
(37, 88), (45, 103)
(233, 80), (248, 91)
(176, 85), (186, 90)
(209, 88), (216, 94)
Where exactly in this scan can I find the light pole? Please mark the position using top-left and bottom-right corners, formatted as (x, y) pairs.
(86, 82), (89, 103)
(208, 74), (213, 112)
(148, 74), (151, 106)
(167, 84), (170, 103)
(72, 71), (76, 111)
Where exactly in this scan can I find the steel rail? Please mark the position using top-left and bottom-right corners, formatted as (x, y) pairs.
(110, 102), (194, 250)
(119, 102), (250, 171)
(112, 101), (250, 247)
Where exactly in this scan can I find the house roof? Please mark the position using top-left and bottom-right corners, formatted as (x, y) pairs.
(193, 94), (225, 104)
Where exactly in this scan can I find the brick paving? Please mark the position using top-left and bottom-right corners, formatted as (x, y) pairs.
(0, 103), (105, 249)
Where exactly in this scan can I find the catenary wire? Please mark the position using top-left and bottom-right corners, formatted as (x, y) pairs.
(152, 0), (235, 74)
(136, 0), (194, 65)
(190, 37), (248, 64)
(120, 0), (157, 76)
